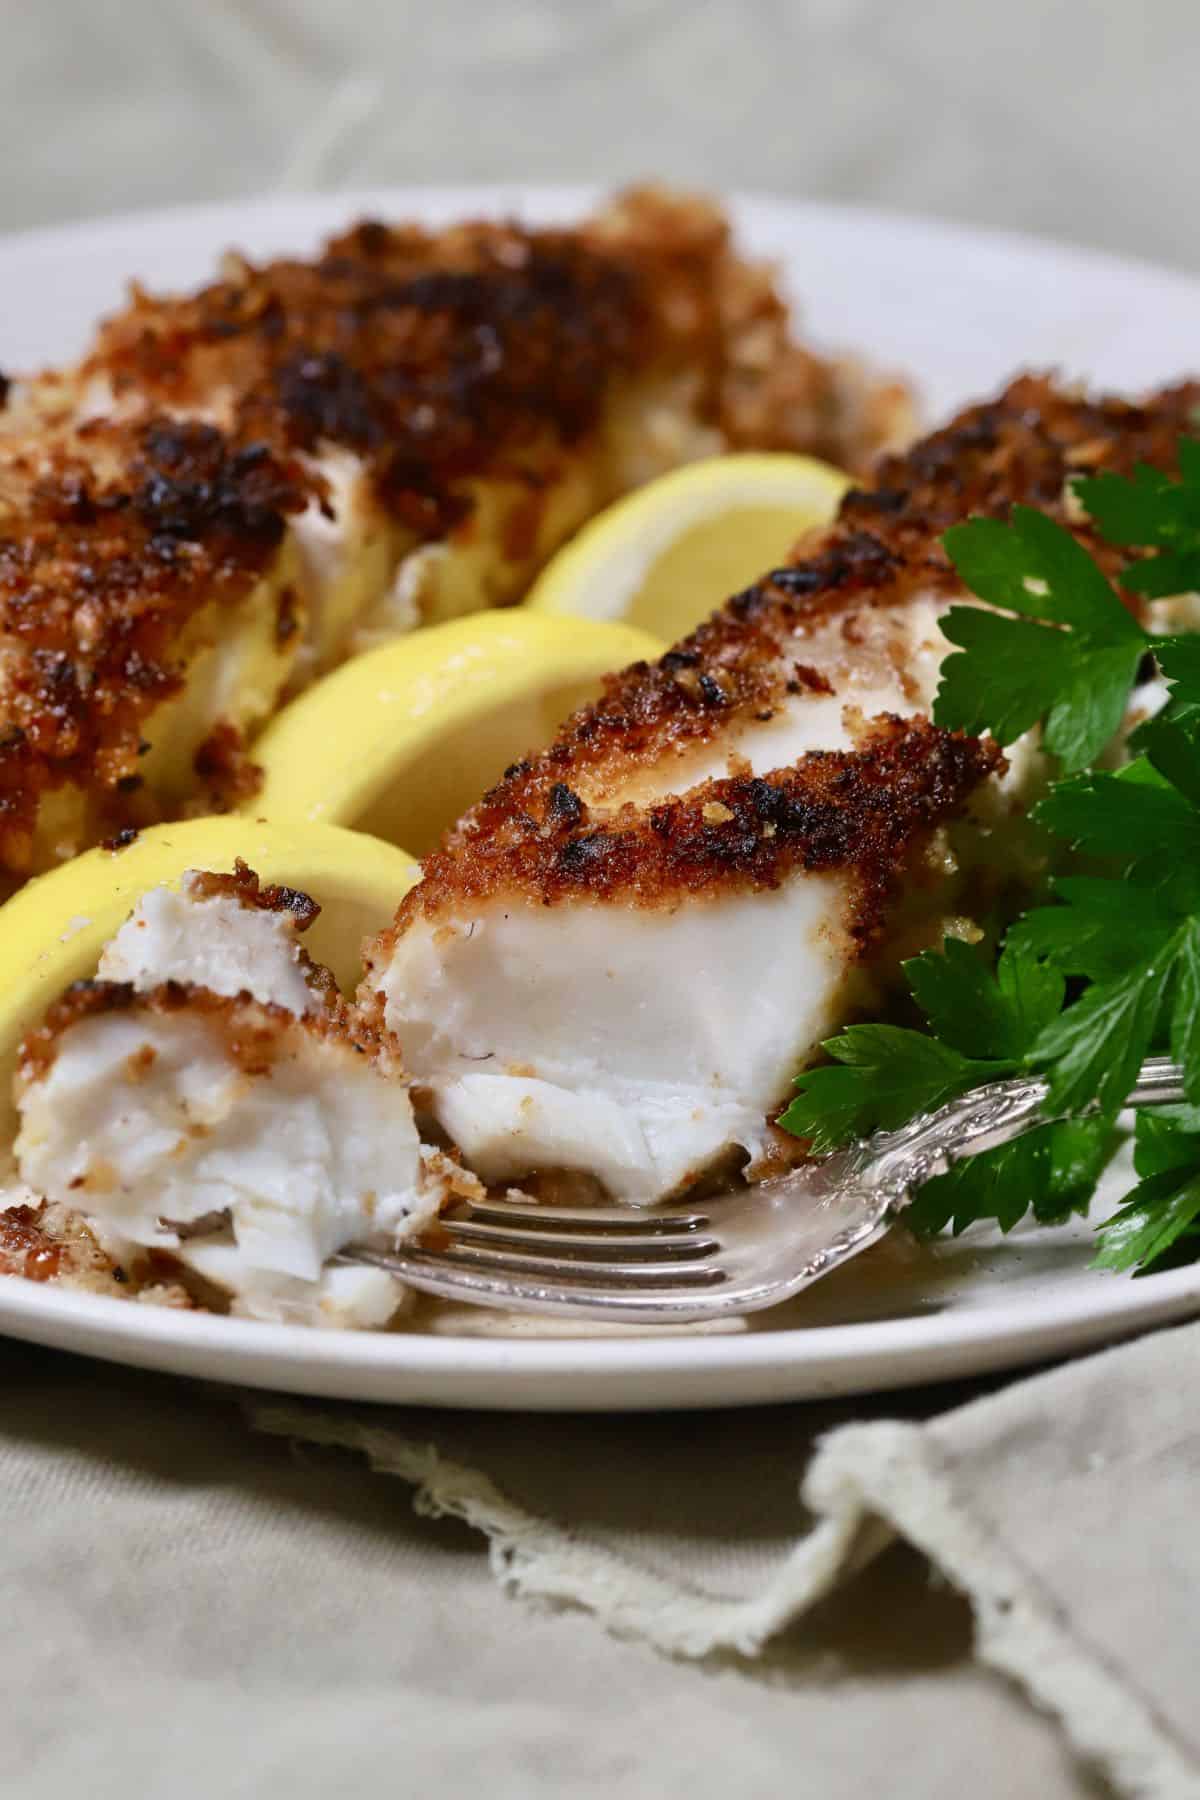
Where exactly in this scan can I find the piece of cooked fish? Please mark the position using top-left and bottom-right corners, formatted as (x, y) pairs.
(0, 409), (309, 881)
(11, 863), (459, 1323)
(12, 375), (1195, 1315)
(0, 188), (911, 882)
(362, 374), (1200, 1203)
(74, 187), (911, 668)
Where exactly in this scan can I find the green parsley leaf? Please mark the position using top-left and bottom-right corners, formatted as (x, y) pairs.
(776, 1025), (1007, 1154)
(785, 438), (1200, 1280)
(905, 936), (1062, 1060)
(1132, 709), (1200, 807)
(1008, 877), (1180, 980)
(1030, 935), (1180, 1116)
(907, 1129), (1048, 1237)
(1032, 761), (1200, 863)
(1092, 1170), (1200, 1273)
(1035, 1117), (1121, 1222)
(907, 1115), (1113, 1240)
(780, 939), (1053, 1151)
(1075, 443), (1200, 599)
(1092, 1113), (1200, 1275)
(943, 506), (1124, 627)
(934, 506), (1146, 772)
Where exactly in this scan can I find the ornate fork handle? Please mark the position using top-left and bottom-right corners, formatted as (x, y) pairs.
(857, 1056), (1188, 1212)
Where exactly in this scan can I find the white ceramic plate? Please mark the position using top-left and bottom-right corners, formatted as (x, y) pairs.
(2, 186), (1198, 1411)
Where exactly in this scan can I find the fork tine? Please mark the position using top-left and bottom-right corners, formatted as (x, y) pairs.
(347, 1242), (726, 1289)
(458, 1201), (710, 1236)
(442, 1218), (720, 1262)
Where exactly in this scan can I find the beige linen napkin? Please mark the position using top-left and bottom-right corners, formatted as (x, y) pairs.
(3, 1321), (1199, 1799)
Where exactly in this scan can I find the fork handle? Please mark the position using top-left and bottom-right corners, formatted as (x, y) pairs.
(866, 1056), (1187, 1208)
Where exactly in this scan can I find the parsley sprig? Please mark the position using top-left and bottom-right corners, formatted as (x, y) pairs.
(779, 444), (1200, 1275)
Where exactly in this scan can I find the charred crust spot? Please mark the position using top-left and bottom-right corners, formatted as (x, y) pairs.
(0, 370), (10, 410)
(83, 187), (909, 556)
(264, 884), (321, 929)
(546, 782), (585, 827)
(275, 584), (301, 646)
(101, 826), (140, 853)
(401, 716), (1003, 944)
(555, 832), (615, 878)
(132, 422), (297, 545)
(790, 663), (834, 695)
(192, 723), (263, 812)
(185, 858), (322, 931)
(843, 485), (908, 515)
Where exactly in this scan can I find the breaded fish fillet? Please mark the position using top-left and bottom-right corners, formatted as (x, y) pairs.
(0, 188), (911, 881)
(0, 410), (308, 880)
(14, 375), (1195, 1320)
(76, 187), (910, 664)
(364, 375), (1200, 1202)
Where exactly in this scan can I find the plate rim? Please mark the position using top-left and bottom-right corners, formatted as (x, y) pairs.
(1, 1253), (1198, 1411)
(3, 183), (1200, 1407)
(5, 180), (1200, 307)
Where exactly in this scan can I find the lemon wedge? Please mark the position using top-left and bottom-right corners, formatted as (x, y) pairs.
(250, 612), (661, 854)
(524, 452), (850, 643)
(0, 816), (418, 1138)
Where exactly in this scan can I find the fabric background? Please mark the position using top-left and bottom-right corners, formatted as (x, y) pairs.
(0, 0), (1195, 276)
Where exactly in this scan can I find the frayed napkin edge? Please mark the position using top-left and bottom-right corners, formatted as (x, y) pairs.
(250, 1403), (1199, 1800)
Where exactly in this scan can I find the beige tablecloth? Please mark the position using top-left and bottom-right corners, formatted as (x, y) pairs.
(5, 1322), (1199, 1799)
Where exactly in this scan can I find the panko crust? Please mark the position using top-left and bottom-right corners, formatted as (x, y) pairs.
(413, 373), (1200, 873)
(16, 975), (405, 1088)
(382, 716), (1002, 948)
(0, 416), (307, 872)
(85, 185), (911, 541)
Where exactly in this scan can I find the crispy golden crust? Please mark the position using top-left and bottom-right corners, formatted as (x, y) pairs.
(380, 716), (1002, 950)
(185, 856), (321, 930)
(0, 416), (307, 872)
(377, 373), (1198, 950)
(178, 860), (341, 1009)
(18, 975), (407, 1088)
(0, 1198), (202, 1303)
(85, 187), (908, 543)
(582, 187), (913, 467)
(0, 188), (912, 884)
(427, 373), (1200, 850)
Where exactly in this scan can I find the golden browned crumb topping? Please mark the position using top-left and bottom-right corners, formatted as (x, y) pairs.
(180, 859), (341, 1008)
(186, 855), (322, 930)
(85, 186), (909, 543)
(372, 373), (1199, 954)
(0, 187), (912, 886)
(417, 374), (1200, 859)
(382, 716), (1001, 949)
(0, 1197), (202, 1304)
(0, 415), (307, 873)
(17, 974), (405, 1088)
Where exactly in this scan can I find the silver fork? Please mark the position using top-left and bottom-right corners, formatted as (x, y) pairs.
(338, 1057), (1187, 1324)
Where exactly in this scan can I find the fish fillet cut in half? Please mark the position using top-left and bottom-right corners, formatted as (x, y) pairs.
(364, 375), (1200, 1204)
(0, 186), (912, 883)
